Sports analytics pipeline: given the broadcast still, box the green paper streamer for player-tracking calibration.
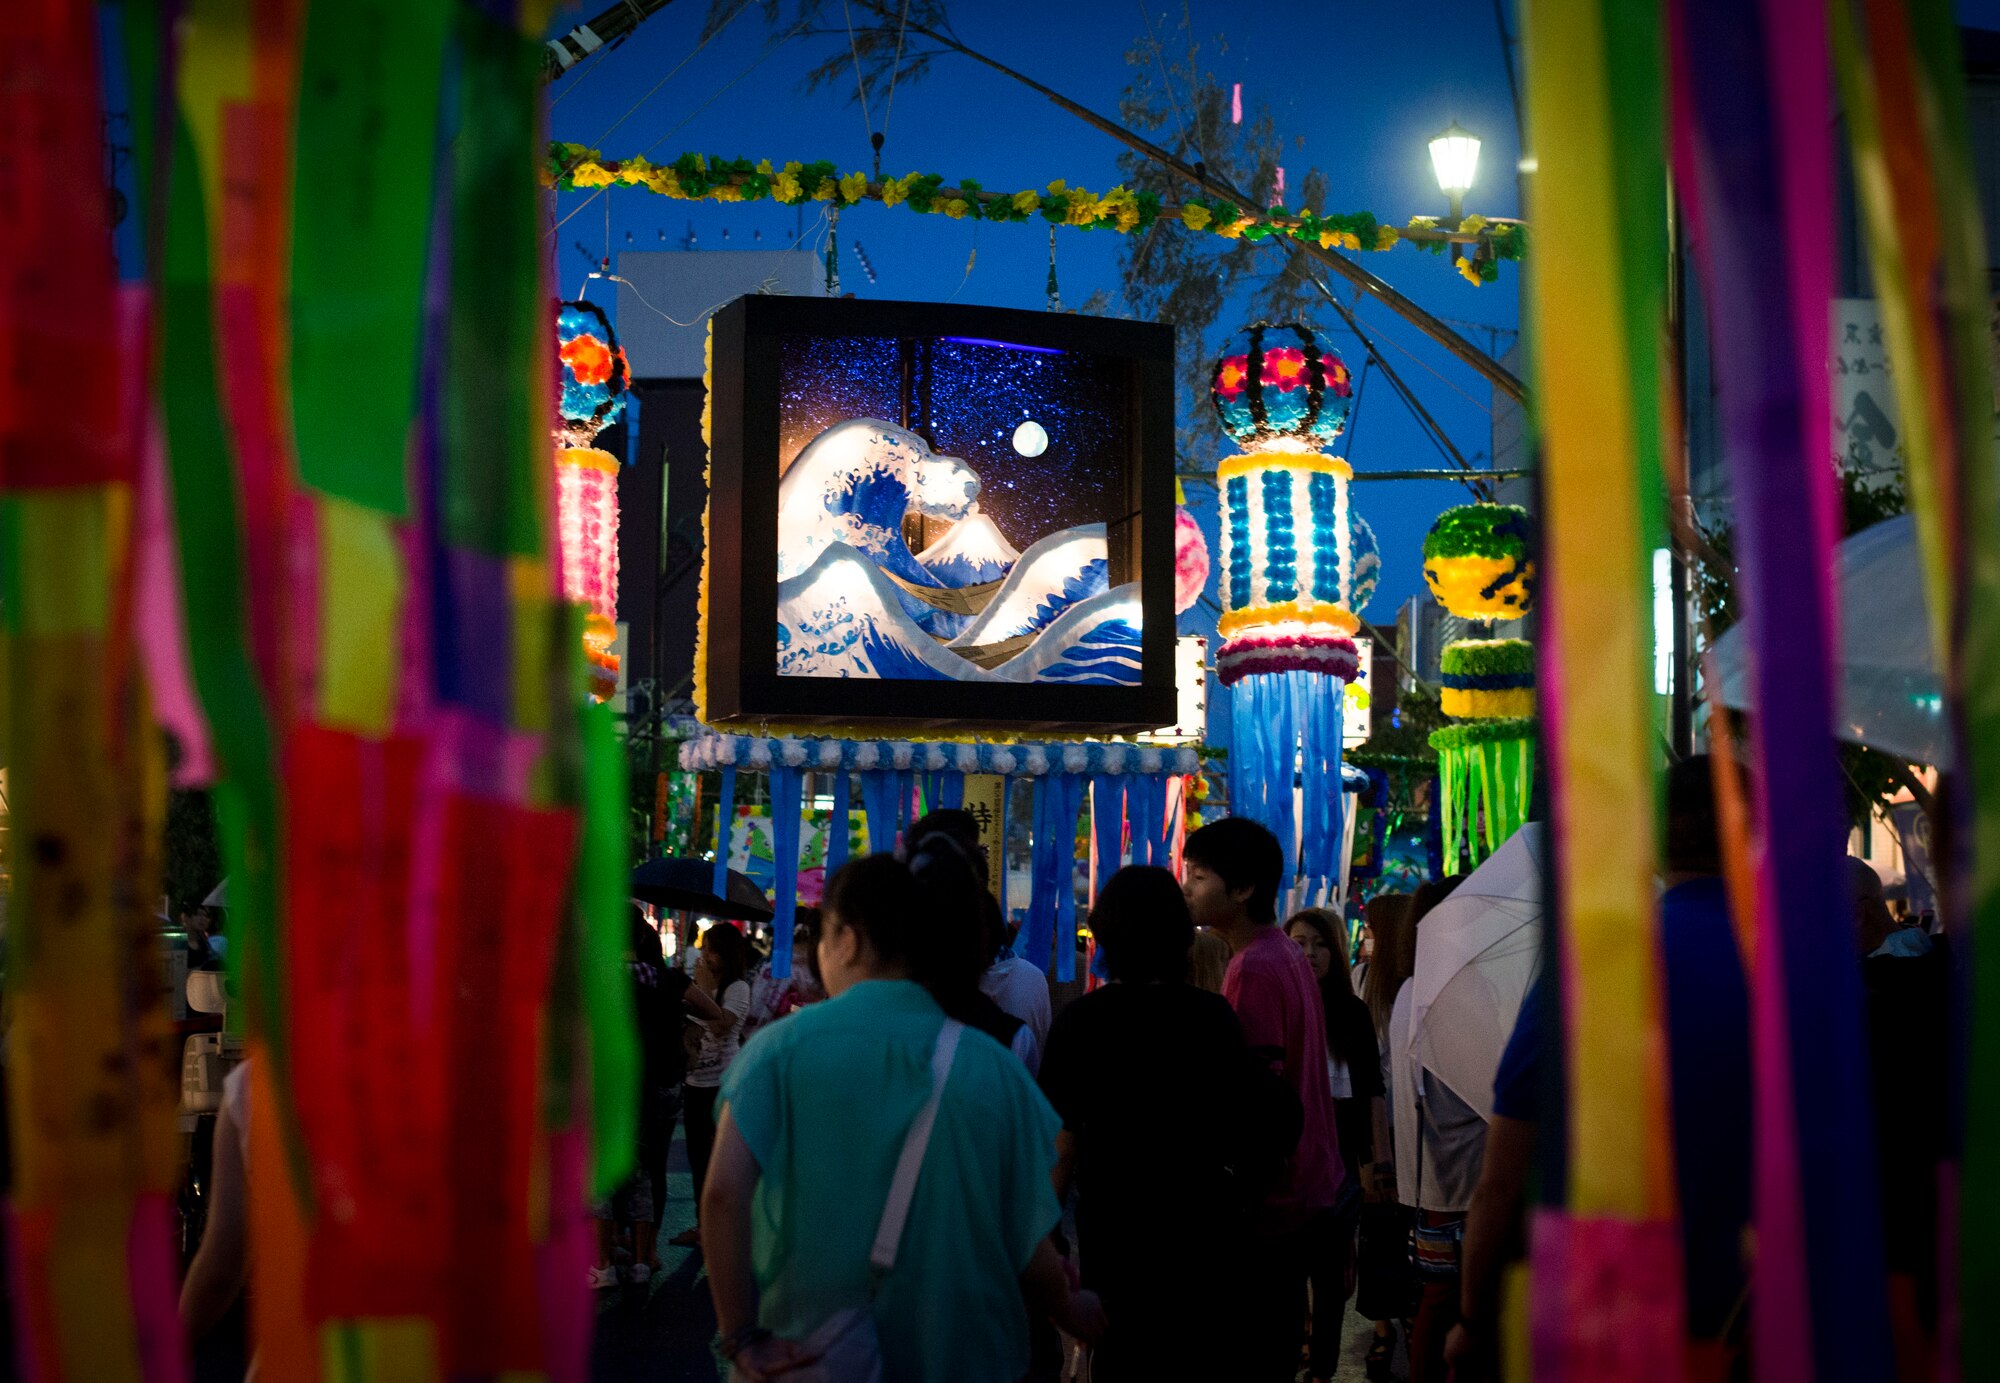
[291,0,450,514]
[160,110,293,1171]
[581,698,638,1197]
[443,6,545,557]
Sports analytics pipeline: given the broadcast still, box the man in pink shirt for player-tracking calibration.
[1183,817,1344,1381]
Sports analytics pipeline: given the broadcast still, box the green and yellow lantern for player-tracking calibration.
[1421,503,1535,620]
[1422,505,1537,873]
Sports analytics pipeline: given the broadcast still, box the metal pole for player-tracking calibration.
[543,0,678,83]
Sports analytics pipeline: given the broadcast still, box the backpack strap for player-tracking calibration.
[869,1018,963,1272]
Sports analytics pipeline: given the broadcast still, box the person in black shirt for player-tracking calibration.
[1287,907,1386,1382]
[592,908,724,1286]
[1037,865,1255,1381]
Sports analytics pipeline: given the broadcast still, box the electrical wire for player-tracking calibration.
[1356,312,1496,416]
[1343,355,1372,458]
[603,271,778,328]
[879,0,914,146]
[588,0,756,152]
[842,0,876,138]
[548,41,614,106]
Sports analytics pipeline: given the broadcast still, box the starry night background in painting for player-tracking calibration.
[777,332,1129,552]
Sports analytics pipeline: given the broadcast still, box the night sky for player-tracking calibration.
[778,334,1129,549]
[546,0,1531,618]
[548,0,2000,613]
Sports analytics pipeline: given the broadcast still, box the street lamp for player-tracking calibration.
[1429,121,1481,224]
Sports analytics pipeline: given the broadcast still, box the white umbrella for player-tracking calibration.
[1407,823,1545,1122]
[1711,514,1948,767]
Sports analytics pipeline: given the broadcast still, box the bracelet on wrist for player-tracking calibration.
[721,1324,773,1360]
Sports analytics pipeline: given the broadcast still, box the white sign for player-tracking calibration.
[1344,640,1374,748]
[1833,298,1900,474]
[1144,634,1209,743]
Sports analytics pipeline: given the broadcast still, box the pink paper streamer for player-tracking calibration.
[1528,1210,1685,1383]
[126,1193,190,1383]
[533,1128,594,1383]
[408,708,545,1028]
[1758,0,1841,661]
[134,378,215,782]
[4,1205,49,1383]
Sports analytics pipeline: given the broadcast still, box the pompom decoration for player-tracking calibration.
[1211,452,1371,686]
[1174,505,1211,615]
[555,447,622,700]
[1421,503,1536,620]
[555,299,631,446]
[1209,320,1366,904]
[1439,638,1536,720]
[555,300,629,700]
[1209,322,1354,453]
[1423,507,1538,871]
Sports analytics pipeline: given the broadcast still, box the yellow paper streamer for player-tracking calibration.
[317,498,405,734]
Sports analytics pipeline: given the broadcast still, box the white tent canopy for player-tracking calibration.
[1711,515,1948,767]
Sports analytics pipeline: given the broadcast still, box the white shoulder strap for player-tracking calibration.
[870,1018,964,1272]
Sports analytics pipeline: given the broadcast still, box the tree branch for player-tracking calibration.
[846,0,1528,404]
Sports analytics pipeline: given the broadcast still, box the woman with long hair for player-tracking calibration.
[672,919,751,1249]
[1354,891,1417,1379]
[701,852,1104,1382]
[1287,907,1387,1383]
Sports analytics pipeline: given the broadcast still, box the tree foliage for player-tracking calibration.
[1112,12,1330,472]
[705,0,957,105]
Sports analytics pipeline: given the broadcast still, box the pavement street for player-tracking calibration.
[589,1123,1402,1383]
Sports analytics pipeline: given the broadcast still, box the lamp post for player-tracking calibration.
[1429,120,1481,226]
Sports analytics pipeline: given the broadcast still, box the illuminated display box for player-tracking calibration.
[702,296,1176,732]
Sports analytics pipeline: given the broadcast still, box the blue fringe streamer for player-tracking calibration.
[770,766,801,979]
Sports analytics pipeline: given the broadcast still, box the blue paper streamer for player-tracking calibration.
[1091,775,1126,889]
[940,774,965,810]
[1052,775,1085,982]
[770,766,801,980]
[861,772,900,855]
[713,765,737,898]
[1017,777,1060,973]
[827,771,852,876]
[1019,773,1086,978]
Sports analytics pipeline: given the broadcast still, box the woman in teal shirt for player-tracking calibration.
[704,850,1106,1382]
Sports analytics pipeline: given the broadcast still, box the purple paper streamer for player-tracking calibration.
[1672,0,1889,1375]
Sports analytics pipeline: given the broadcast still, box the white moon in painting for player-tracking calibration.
[1012,419,1049,457]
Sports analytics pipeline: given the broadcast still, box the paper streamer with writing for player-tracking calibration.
[0,3,182,1378]
[290,0,449,515]
[433,793,576,1376]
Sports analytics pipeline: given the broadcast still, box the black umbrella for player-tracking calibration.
[630,856,774,922]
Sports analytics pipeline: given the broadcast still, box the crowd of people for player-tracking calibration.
[168,770,1946,1383]
[584,764,1947,1383]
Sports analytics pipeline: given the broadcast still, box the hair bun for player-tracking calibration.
[908,830,976,879]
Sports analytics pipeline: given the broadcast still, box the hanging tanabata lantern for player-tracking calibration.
[1423,502,1537,872]
[1211,322,1373,899]
[1422,502,1535,618]
[555,299,631,700]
